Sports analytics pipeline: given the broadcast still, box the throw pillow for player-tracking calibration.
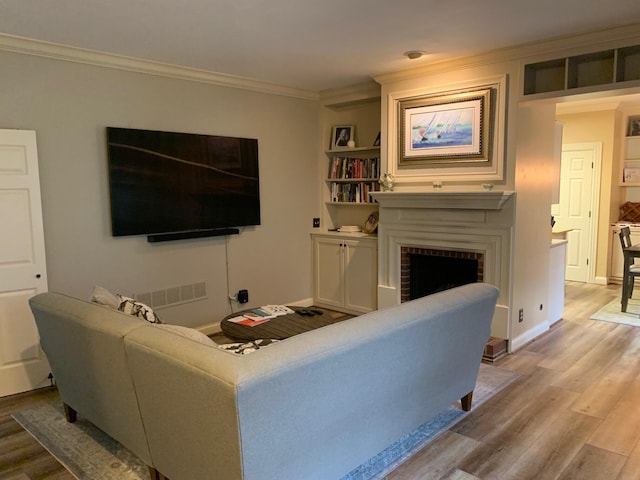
[90,285,120,309]
[117,294,162,323]
[217,338,279,355]
[156,324,215,347]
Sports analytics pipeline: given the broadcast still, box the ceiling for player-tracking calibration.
[1,0,640,92]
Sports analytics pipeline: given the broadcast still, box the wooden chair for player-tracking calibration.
[619,226,640,311]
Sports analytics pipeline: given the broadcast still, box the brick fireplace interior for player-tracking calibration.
[400,247,485,303]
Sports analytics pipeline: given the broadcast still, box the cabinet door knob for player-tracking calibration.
[36,274,41,278]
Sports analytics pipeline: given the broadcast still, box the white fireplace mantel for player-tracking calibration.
[370,190,515,210]
[372,189,516,343]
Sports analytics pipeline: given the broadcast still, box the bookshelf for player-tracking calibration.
[622,134,640,186]
[325,148,380,204]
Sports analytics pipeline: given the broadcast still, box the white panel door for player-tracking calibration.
[555,145,596,282]
[0,129,50,397]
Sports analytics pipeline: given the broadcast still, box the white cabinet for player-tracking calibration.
[609,225,640,282]
[312,234,377,314]
[548,240,567,325]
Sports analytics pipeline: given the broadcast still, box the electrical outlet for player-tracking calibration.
[518,308,524,323]
[313,217,320,228]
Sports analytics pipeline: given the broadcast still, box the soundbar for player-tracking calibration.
[147,228,240,243]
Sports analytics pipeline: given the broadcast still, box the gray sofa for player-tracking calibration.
[30,282,498,480]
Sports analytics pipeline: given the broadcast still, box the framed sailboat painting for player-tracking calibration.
[398,88,492,166]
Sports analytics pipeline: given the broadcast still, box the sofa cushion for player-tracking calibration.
[156,324,215,347]
[90,285,120,309]
[218,338,279,355]
[117,295,162,323]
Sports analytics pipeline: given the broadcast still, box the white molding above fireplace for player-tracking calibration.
[370,190,514,210]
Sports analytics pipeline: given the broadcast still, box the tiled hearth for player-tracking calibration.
[371,190,516,341]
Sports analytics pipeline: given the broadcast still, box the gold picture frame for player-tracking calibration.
[398,88,492,166]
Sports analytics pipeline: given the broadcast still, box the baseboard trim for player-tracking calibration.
[198,322,221,336]
[510,321,550,352]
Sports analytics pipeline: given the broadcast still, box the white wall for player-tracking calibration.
[0,50,320,328]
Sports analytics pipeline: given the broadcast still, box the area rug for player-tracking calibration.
[13,364,518,480]
[590,296,640,327]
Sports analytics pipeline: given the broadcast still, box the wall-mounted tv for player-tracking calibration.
[107,127,260,241]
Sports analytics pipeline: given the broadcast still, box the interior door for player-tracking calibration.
[0,129,50,396]
[553,143,599,283]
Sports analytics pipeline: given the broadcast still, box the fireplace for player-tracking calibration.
[371,190,515,342]
[400,247,484,302]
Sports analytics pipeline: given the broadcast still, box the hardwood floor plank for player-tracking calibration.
[555,444,626,480]
[440,469,480,480]
[454,386,579,478]
[569,334,640,419]
[616,430,640,480]
[451,367,567,440]
[586,372,640,456]
[385,430,480,480]
[501,410,601,480]
[549,324,637,393]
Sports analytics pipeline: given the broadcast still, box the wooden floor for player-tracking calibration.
[0,281,636,479]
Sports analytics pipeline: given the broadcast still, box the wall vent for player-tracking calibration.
[134,282,207,309]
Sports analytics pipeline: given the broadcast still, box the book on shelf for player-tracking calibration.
[328,157,380,180]
[330,181,380,203]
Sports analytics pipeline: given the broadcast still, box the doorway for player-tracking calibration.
[552,142,602,283]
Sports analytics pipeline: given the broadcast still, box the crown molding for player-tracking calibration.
[374,22,640,85]
[319,81,381,108]
[0,33,319,101]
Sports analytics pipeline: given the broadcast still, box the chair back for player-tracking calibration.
[620,226,633,249]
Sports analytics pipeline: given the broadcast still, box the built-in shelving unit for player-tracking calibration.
[326,148,380,204]
[319,91,381,231]
[621,134,640,186]
[524,44,640,96]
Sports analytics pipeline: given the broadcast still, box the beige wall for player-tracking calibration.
[0,50,320,328]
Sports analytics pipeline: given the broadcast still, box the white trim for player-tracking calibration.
[198,322,222,336]
[383,74,507,183]
[594,276,609,285]
[0,33,319,101]
[510,321,550,353]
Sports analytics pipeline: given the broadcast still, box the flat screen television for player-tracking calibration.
[107,127,260,240]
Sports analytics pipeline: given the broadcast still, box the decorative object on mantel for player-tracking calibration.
[433,181,442,190]
[380,173,396,191]
[347,139,355,148]
[482,183,494,191]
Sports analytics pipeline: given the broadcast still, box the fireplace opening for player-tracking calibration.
[401,247,484,303]
[409,254,478,300]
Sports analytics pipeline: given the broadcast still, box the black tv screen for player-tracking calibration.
[107,127,260,237]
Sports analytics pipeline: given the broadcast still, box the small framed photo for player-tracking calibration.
[331,125,354,150]
[628,116,640,137]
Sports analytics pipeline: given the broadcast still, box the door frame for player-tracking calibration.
[560,141,602,283]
